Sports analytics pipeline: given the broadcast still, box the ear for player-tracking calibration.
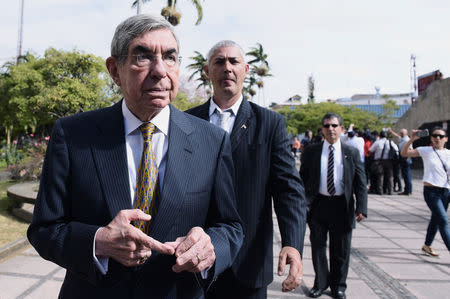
[203,64,209,78]
[244,63,249,76]
[106,57,122,86]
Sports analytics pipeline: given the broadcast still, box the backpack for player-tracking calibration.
[388,141,399,161]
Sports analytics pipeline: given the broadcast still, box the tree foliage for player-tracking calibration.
[277,102,383,135]
[381,98,400,127]
[0,48,120,144]
[171,90,205,111]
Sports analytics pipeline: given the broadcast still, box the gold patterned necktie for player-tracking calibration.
[133,122,160,234]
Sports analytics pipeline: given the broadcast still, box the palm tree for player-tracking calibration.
[132,0,204,26]
[246,43,272,106]
[187,51,211,92]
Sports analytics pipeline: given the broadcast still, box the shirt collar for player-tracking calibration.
[324,138,341,151]
[122,100,170,136]
[208,95,243,118]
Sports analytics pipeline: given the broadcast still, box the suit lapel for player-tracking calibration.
[230,99,253,152]
[314,142,324,186]
[150,106,194,240]
[91,100,132,219]
[341,144,353,199]
[194,100,211,121]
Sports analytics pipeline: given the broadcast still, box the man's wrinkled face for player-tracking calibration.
[107,29,179,121]
[204,46,249,100]
[321,117,343,144]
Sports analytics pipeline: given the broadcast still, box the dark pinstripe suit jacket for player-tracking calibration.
[27,101,243,299]
[187,98,307,288]
[300,142,368,228]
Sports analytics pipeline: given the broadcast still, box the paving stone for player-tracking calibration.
[0,274,38,299]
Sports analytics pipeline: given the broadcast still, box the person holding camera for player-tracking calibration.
[401,127,450,257]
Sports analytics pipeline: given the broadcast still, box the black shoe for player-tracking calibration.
[309,287,326,298]
[332,290,346,299]
[398,191,410,196]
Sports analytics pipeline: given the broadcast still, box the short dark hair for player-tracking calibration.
[431,126,447,136]
[321,113,343,126]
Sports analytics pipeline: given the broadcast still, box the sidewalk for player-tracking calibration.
[0,171,449,298]
[268,169,450,298]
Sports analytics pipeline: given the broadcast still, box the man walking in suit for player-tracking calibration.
[300,113,367,299]
[27,15,243,298]
[187,40,307,299]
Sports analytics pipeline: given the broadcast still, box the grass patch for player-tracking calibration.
[0,180,30,248]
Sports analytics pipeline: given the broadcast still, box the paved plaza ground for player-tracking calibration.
[0,169,449,298]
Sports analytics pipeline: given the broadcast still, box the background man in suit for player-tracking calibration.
[187,40,307,299]
[300,113,367,299]
[27,14,243,299]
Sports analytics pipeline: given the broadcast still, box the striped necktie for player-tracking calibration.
[327,144,336,196]
[215,109,232,133]
[133,122,160,234]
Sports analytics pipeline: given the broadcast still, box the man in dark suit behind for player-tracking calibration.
[27,14,243,299]
[300,113,367,299]
[187,40,307,299]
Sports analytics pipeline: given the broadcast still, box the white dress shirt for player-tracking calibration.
[208,96,243,133]
[345,135,365,163]
[369,138,399,160]
[319,139,344,196]
[93,100,170,275]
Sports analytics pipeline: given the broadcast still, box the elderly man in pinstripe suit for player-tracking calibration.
[28,15,243,298]
[187,40,307,299]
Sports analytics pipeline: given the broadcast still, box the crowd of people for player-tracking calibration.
[293,126,416,197]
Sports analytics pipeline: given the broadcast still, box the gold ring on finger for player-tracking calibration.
[196,254,202,264]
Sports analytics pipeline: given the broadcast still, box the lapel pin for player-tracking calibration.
[241,124,247,129]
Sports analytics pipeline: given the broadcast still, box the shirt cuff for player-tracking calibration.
[93,228,109,275]
[200,265,212,279]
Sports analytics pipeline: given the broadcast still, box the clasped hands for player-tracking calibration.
[95,209,215,273]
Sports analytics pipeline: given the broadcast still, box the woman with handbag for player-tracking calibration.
[401,127,450,257]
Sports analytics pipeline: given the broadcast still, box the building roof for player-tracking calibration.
[343,104,411,118]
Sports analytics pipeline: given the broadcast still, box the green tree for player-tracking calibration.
[171,90,205,111]
[132,0,204,26]
[186,51,210,92]
[0,49,120,145]
[381,98,399,127]
[245,43,272,104]
[276,102,382,136]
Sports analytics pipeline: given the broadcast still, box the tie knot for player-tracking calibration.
[329,144,334,151]
[140,122,156,141]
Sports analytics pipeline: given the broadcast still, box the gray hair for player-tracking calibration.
[206,40,246,64]
[111,14,179,65]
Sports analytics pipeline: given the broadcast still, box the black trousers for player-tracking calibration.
[309,195,352,293]
[207,268,268,299]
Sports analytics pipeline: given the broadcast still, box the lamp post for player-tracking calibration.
[17,0,25,64]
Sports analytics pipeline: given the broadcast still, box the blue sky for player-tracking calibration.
[1,0,449,105]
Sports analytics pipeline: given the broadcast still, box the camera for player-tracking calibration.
[417,129,429,138]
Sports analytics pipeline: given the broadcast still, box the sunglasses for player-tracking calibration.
[431,134,446,139]
[323,124,339,128]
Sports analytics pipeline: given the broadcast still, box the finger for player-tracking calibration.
[175,229,204,257]
[174,234,212,272]
[137,234,175,255]
[282,263,302,292]
[164,237,186,250]
[278,252,287,276]
[185,251,216,273]
[125,209,152,222]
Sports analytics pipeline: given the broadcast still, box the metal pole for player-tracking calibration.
[17,0,24,64]
[136,0,142,14]
[410,54,417,104]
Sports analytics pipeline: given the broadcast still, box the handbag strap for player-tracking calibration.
[433,147,450,183]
